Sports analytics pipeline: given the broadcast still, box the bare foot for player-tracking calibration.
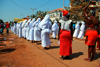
[49,46,52,49]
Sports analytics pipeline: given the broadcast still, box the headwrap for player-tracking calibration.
[62,10,69,16]
[38,15,51,29]
[33,18,41,27]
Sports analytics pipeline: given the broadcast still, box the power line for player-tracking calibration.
[25,0,53,16]
[36,0,53,9]
[11,0,29,10]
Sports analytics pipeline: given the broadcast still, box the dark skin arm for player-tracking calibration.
[83,1,91,20]
[58,23,61,40]
[70,22,73,37]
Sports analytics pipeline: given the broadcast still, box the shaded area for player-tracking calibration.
[64,52,84,60]
[0,44,6,46]
[0,48,16,54]
[51,46,59,49]
[94,52,100,60]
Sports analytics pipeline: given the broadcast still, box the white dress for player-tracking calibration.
[73,21,80,37]
[18,22,22,38]
[52,20,59,38]
[77,21,85,39]
[38,15,52,47]
[33,18,41,41]
[25,19,31,39]
[28,18,35,40]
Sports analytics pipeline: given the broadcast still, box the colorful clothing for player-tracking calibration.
[85,29,98,46]
[59,19,72,56]
[60,30,72,56]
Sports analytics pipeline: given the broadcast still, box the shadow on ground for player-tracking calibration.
[94,52,100,60]
[0,48,16,54]
[64,52,84,60]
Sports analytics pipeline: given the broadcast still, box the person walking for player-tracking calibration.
[52,20,59,39]
[6,22,10,34]
[38,15,52,49]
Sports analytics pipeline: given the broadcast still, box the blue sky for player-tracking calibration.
[0,0,70,22]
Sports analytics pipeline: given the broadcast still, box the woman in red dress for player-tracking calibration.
[58,10,73,60]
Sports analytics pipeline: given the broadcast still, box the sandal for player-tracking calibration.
[84,58,91,62]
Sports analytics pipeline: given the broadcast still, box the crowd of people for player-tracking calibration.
[0,20,10,35]
[0,1,100,62]
[10,15,59,49]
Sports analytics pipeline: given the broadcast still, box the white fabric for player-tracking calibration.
[38,15,52,47]
[22,19,31,38]
[26,19,32,40]
[28,18,36,40]
[77,21,85,39]
[21,20,27,28]
[73,21,80,37]
[33,18,41,41]
[19,22,22,38]
[59,19,72,31]
[16,23,20,35]
[13,23,17,34]
[52,20,59,38]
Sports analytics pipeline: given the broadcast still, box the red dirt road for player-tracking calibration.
[0,29,100,67]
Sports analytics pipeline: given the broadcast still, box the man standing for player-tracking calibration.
[83,1,100,62]
[6,22,10,34]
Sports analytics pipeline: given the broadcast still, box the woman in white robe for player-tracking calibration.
[22,20,27,37]
[26,19,32,40]
[38,15,52,49]
[73,21,80,38]
[77,21,85,40]
[33,18,41,44]
[16,23,20,35]
[52,20,59,39]
[13,22,17,34]
[23,19,31,39]
[28,18,36,42]
[18,22,22,38]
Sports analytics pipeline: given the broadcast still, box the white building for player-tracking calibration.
[48,8,63,22]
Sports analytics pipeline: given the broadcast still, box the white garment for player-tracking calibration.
[73,21,80,37]
[77,21,85,39]
[59,19,72,30]
[52,20,59,38]
[28,18,36,40]
[13,23,17,34]
[38,15,52,47]
[33,18,41,41]
[22,19,31,38]
[19,22,22,38]
[21,20,27,28]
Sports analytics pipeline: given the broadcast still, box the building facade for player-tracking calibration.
[48,8,63,22]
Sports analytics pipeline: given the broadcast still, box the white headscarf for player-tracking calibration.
[38,15,51,29]
[80,21,85,31]
[21,20,27,28]
[24,19,31,27]
[19,22,22,28]
[29,18,35,28]
[75,21,80,29]
[33,18,41,27]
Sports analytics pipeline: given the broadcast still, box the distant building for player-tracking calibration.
[48,8,63,22]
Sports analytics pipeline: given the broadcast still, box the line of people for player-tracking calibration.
[73,21,86,40]
[10,15,59,49]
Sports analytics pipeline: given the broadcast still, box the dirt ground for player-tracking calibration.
[0,29,100,67]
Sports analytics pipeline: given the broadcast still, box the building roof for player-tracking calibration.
[49,8,63,13]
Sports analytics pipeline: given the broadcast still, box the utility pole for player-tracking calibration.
[30,8,37,15]
[63,0,64,9]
